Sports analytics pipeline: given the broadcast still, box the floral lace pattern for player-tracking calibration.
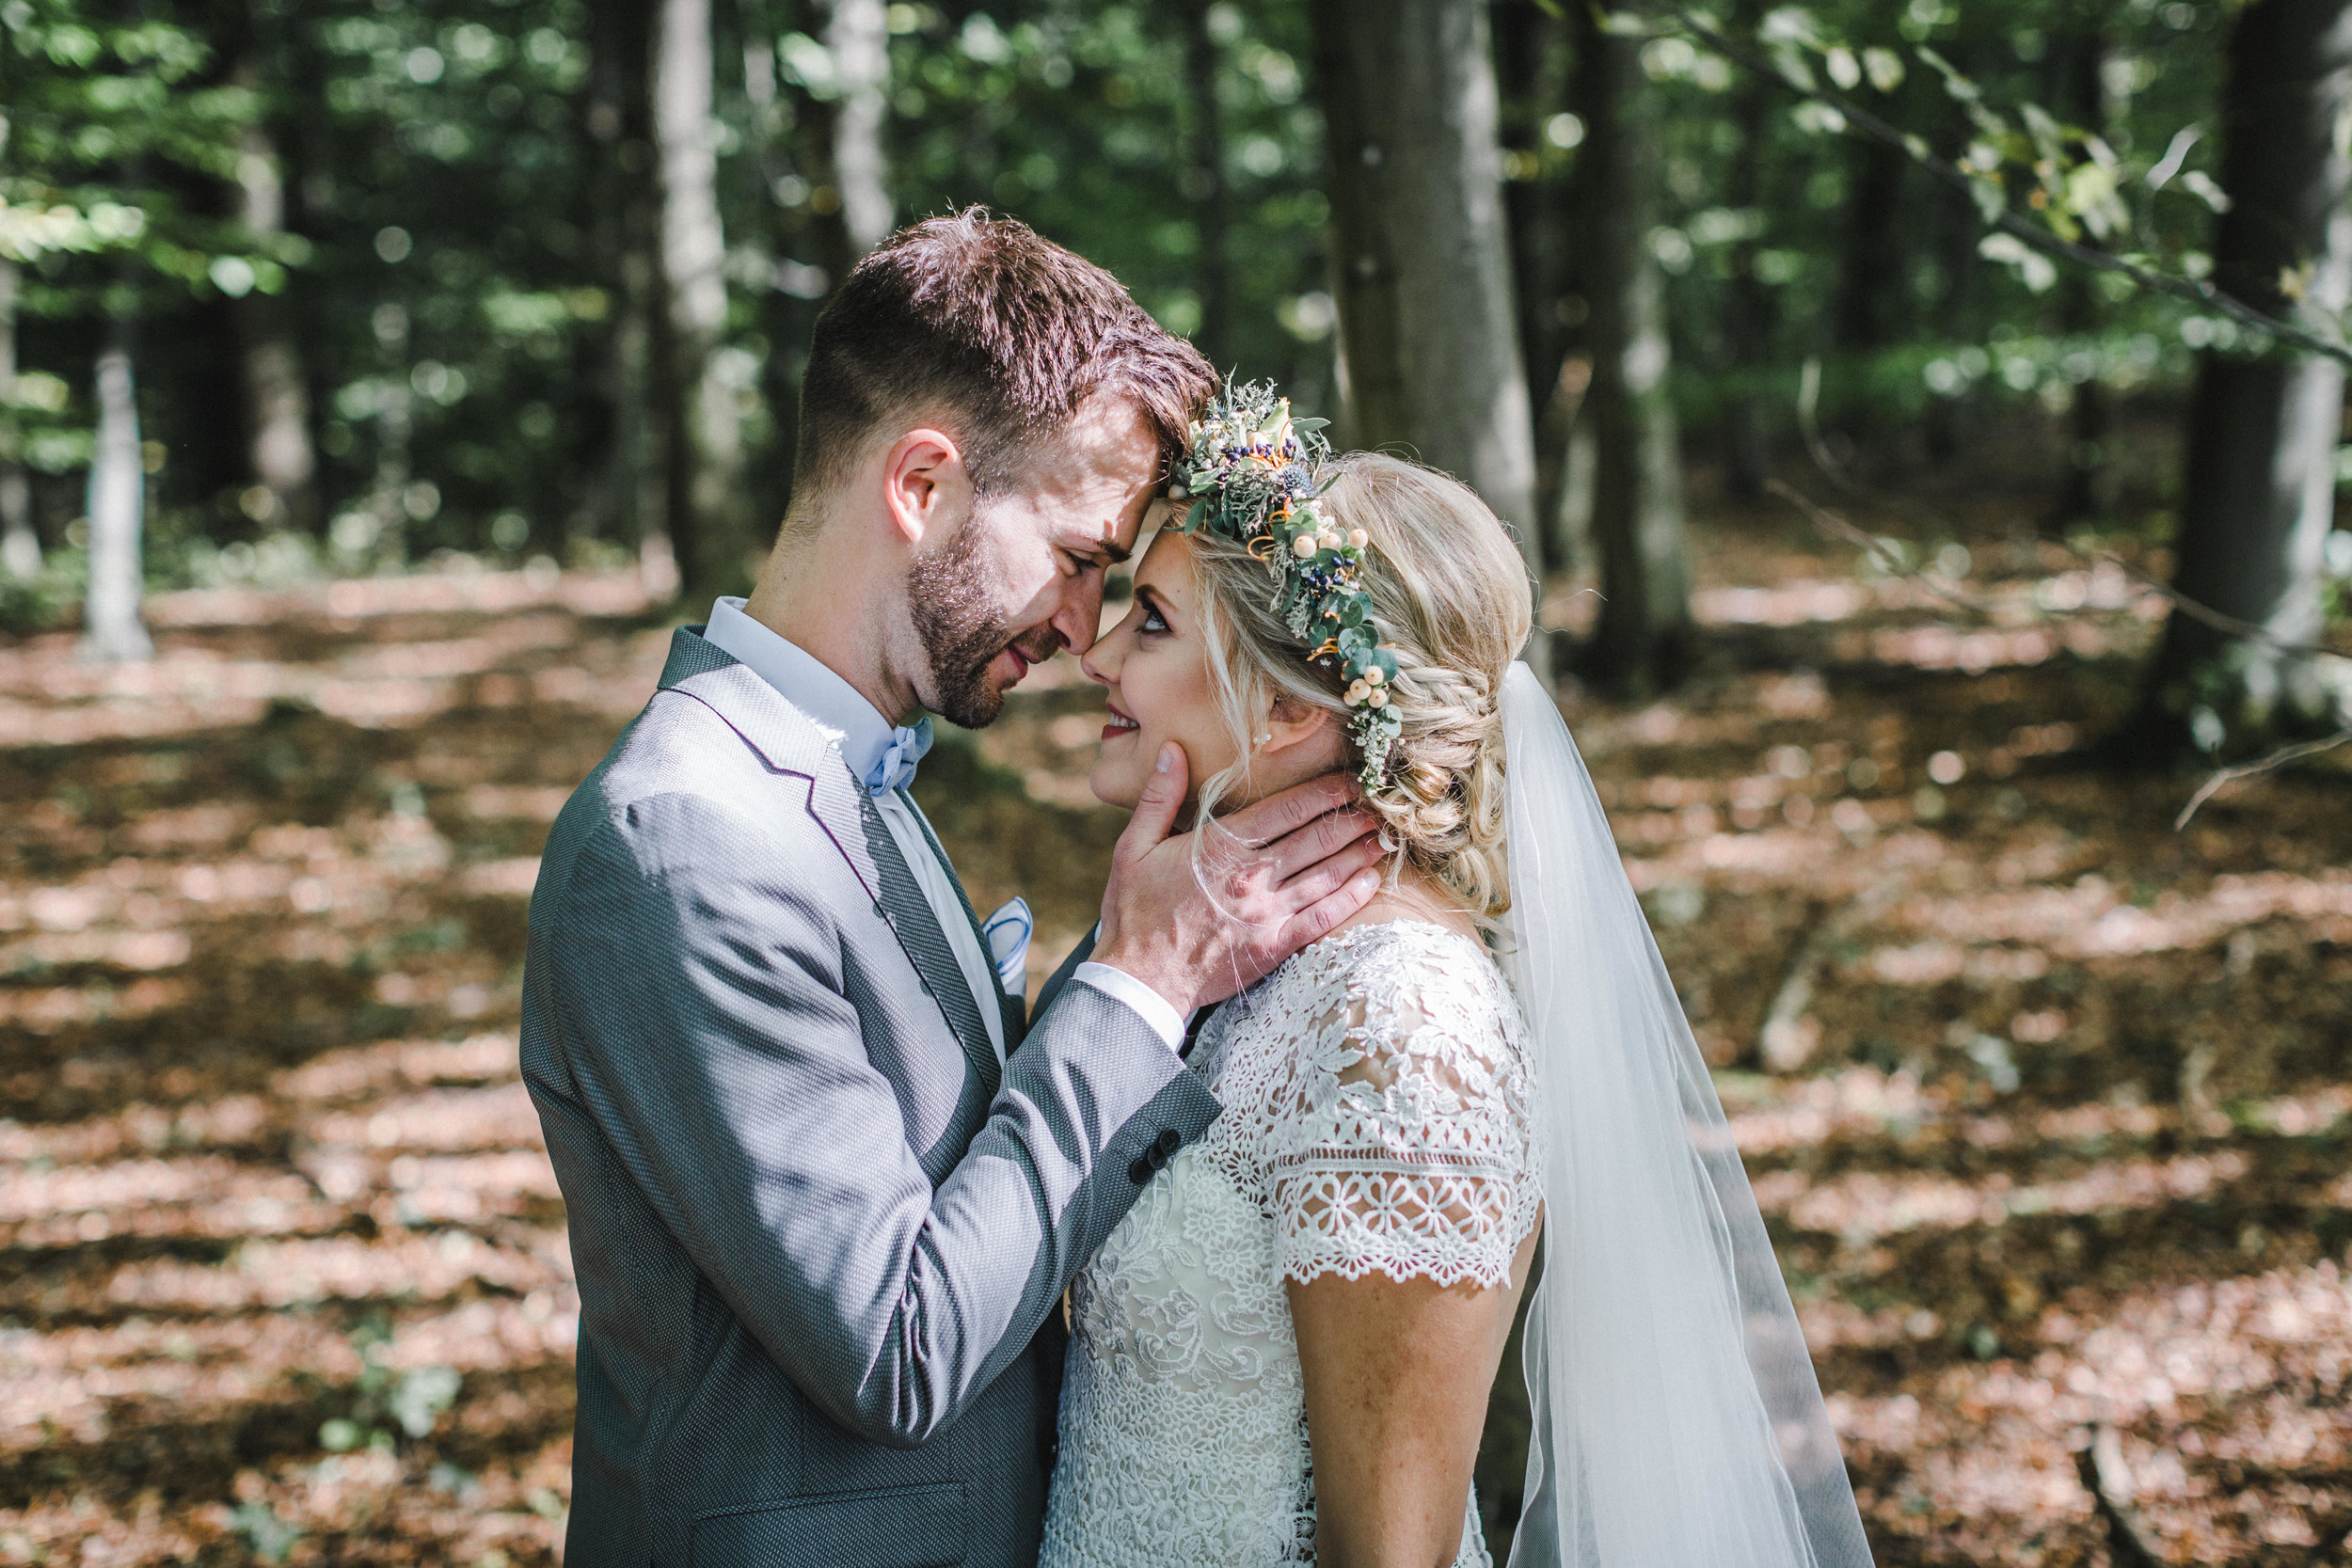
[1040,921,1537,1568]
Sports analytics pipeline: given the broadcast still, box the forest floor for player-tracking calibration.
[1,486,2348,1567]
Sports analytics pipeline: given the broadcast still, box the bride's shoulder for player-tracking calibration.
[1258,915,1519,1053]
[1285,912,1501,986]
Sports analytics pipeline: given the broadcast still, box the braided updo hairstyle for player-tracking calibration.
[1187,451,1534,920]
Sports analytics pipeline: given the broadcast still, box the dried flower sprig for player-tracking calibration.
[1168,380,1404,791]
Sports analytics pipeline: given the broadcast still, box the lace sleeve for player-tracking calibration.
[1262,931,1536,1290]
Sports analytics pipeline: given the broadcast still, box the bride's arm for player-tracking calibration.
[1265,953,1541,1568]
[1288,1235,1536,1568]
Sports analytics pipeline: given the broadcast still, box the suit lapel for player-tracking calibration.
[853,789,1002,1101]
[898,789,1026,1053]
[658,627,1001,1099]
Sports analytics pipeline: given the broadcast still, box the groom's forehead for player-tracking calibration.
[1058,389,1163,467]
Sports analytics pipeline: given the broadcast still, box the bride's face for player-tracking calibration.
[1080,527,1339,812]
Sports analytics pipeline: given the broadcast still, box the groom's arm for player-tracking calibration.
[545,790,1213,1450]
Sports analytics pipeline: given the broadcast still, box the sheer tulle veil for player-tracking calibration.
[1498,662,1875,1568]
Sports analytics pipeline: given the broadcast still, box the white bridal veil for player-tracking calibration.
[1499,662,1875,1568]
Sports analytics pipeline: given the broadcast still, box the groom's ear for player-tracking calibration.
[881,427,973,547]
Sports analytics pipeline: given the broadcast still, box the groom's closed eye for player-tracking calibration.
[1061,537,1131,575]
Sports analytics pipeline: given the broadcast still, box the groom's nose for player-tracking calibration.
[1049,574,1107,657]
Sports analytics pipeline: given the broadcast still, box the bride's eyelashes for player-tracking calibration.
[1134,589,1170,637]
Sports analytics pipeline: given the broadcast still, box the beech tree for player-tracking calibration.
[0,0,261,655]
[228,0,320,536]
[1571,5,1692,693]
[82,339,150,661]
[656,0,755,598]
[2138,0,2352,752]
[1311,0,1550,684]
[0,261,37,582]
[822,0,894,259]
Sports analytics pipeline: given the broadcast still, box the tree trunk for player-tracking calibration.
[82,341,151,663]
[1178,0,1232,371]
[1311,0,1550,685]
[369,307,412,565]
[1834,138,1907,356]
[656,0,755,600]
[1720,0,1774,502]
[822,0,893,258]
[1493,0,1565,405]
[1495,0,1578,566]
[2138,0,2352,752]
[592,0,669,579]
[2051,24,2117,531]
[230,44,321,536]
[0,261,39,582]
[1572,4,1692,692]
[1923,71,1982,466]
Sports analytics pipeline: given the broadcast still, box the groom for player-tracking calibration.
[521,211,1387,1567]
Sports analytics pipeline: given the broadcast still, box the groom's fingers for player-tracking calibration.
[1259,806,1380,883]
[1114,741,1189,865]
[1271,837,1386,911]
[1220,771,1360,850]
[1264,866,1385,960]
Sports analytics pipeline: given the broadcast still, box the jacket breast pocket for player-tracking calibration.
[691,1481,968,1568]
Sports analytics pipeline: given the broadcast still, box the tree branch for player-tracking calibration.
[2174,726,2352,830]
[1791,354,2352,668]
[1651,7,2352,370]
[1764,480,1994,619]
[2074,546,2352,664]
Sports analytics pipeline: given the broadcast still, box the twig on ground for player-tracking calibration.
[2174,727,2352,831]
[2074,1424,2169,1568]
[1764,480,1999,620]
[1654,7,2352,371]
[1756,879,1907,1072]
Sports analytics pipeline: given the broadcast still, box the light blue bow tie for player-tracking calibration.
[865,717,933,797]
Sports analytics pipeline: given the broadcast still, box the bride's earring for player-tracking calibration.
[1252,732,1272,746]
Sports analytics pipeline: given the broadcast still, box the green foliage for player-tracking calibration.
[0,0,269,293]
[313,1314,462,1453]
[225,1500,302,1564]
[0,0,2275,578]
[1606,0,2233,427]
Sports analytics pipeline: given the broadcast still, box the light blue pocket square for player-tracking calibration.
[982,896,1032,997]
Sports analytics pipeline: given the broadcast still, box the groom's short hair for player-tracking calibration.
[790,209,1216,515]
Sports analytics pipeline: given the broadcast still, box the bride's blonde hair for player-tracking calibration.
[1186,451,1534,919]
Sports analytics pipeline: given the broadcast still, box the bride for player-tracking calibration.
[1037,386,1876,1568]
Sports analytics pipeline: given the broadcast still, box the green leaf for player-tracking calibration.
[1968,177,2008,228]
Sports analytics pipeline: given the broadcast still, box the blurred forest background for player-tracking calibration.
[4,0,2352,1563]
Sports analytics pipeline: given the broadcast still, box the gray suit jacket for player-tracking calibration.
[521,628,1220,1568]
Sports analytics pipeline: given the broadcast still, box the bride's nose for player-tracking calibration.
[1079,624,1122,687]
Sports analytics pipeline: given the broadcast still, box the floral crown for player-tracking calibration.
[1167,380,1403,792]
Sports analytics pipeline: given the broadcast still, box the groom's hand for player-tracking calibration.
[1091,742,1385,1016]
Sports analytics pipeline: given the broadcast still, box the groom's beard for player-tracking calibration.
[908,515,1031,729]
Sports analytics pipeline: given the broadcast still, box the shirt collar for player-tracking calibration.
[702,596,901,784]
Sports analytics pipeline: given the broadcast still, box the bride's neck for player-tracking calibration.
[1340,855,1480,943]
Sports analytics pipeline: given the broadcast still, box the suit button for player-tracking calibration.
[1154,1128,1182,1157]
[1128,1155,1156,1184]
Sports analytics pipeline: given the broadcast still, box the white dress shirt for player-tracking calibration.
[702,598,1186,1058]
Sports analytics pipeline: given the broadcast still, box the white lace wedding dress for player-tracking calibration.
[1039,919,1541,1568]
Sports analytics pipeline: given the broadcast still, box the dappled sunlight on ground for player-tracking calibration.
[0,539,2345,1564]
